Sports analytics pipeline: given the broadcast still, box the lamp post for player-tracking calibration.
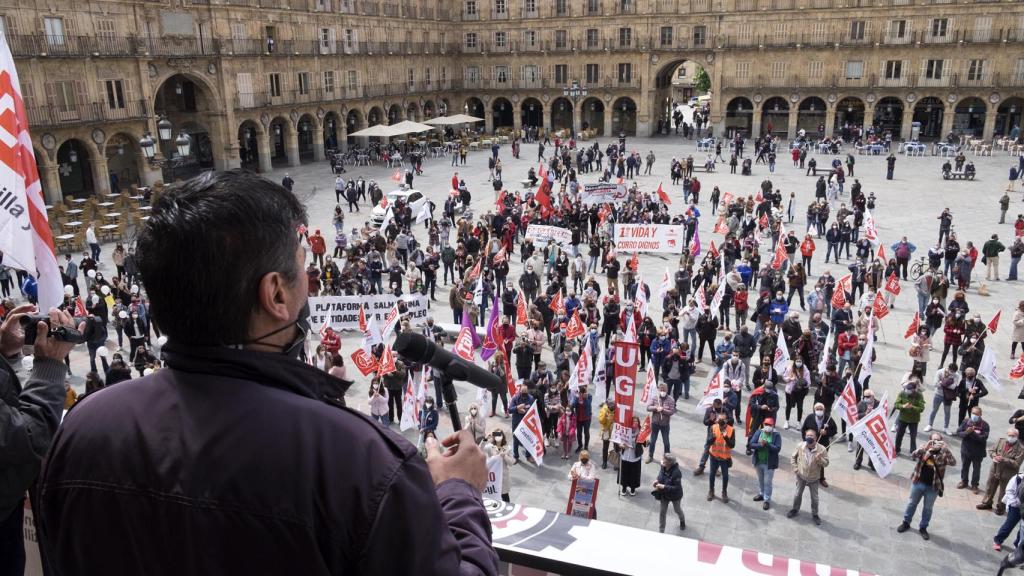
[562,80,587,135]
[140,115,192,183]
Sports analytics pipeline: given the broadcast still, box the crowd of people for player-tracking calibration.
[4,120,1024,574]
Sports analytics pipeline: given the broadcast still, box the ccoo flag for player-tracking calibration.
[0,36,61,309]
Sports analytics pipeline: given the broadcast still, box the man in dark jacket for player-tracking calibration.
[37,171,498,576]
[653,453,685,532]
[0,306,78,575]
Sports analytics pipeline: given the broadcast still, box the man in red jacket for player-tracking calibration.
[836,325,859,376]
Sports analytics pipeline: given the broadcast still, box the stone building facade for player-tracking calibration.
[6,0,1023,202]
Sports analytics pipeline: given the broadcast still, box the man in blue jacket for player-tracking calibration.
[748,417,783,510]
[37,171,499,576]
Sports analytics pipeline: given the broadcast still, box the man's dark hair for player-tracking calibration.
[137,170,307,346]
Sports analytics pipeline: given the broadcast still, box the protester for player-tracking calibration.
[748,417,782,510]
[787,429,829,525]
[652,453,686,532]
[898,432,957,541]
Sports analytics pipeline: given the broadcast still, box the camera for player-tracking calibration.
[19,315,87,345]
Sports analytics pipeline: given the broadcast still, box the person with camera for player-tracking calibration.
[36,171,498,576]
[898,432,957,541]
[0,305,80,574]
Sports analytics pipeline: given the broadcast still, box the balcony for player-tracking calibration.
[27,99,147,127]
[462,11,480,20]
[382,3,400,17]
[7,34,140,58]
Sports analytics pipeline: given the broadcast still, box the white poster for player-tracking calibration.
[614,224,686,254]
[483,455,504,498]
[580,183,628,206]
[308,294,429,332]
[525,224,574,249]
[512,401,546,465]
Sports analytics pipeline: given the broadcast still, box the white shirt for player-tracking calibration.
[86,227,97,244]
[568,461,597,481]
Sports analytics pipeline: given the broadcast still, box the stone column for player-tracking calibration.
[901,105,915,141]
[982,108,997,141]
[825,104,837,137]
[512,107,522,137]
[940,105,954,140]
[285,125,300,167]
[312,126,325,162]
[863,103,876,134]
[485,110,495,134]
[604,106,614,136]
[787,107,799,139]
[91,155,111,196]
[339,125,348,153]
[257,131,273,174]
[41,163,62,205]
[223,143,242,170]
[751,109,762,138]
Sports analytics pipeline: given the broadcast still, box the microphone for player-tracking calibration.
[392,332,503,392]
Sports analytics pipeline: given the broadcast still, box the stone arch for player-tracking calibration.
[297,113,317,163]
[873,97,904,138]
[797,96,827,134]
[491,97,514,130]
[913,96,946,140]
[387,103,404,124]
[103,131,143,191]
[996,97,1024,137]
[761,96,790,138]
[464,97,485,129]
[520,97,543,128]
[725,96,753,137]
[611,97,637,136]
[834,96,865,135]
[237,119,264,172]
[551,96,574,133]
[346,108,366,146]
[56,138,96,199]
[152,72,226,174]
[953,96,986,138]
[581,96,605,136]
[268,116,294,166]
[422,100,436,120]
[406,101,420,122]
[367,106,385,126]
[323,111,341,151]
[652,58,708,134]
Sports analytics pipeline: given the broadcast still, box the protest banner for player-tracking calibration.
[484,455,504,498]
[580,182,629,205]
[309,294,428,332]
[611,341,640,444]
[566,477,600,519]
[525,224,574,249]
[614,224,686,254]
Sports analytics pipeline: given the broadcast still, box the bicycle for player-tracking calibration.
[909,256,936,281]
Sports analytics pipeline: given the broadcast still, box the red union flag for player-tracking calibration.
[721,191,735,206]
[871,292,890,319]
[454,326,475,361]
[770,238,787,270]
[564,309,586,339]
[611,341,639,444]
[884,273,901,296]
[74,297,88,317]
[636,414,653,444]
[0,37,61,309]
[515,290,528,327]
[377,345,397,375]
[350,348,379,376]
[713,216,729,235]
[904,311,921,340]
[1010,354,1024,380]
[988,310,1002,334]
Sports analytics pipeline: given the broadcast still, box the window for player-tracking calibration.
[465,0,477,15]
[849,21,865,41]
[1015,59,1024,83]
[660,26,673,47]
[494,32,507,48]
[888,19,907,40]
[555,30,567,49]
[771,61,787,79]
[343,29,355,51]
[808,61,823,78]
[772,23,787,44]
[693,25,707,47]
[735,61,750,78]
[738,23,752,44]
[524,0,537,13]
[407,69,415,89]
[524,30,537,47]
[618,27,631,47]
[585,63,600,84]
[495,65,509,84]
[587,0,600,13]
[925,59,944,79]
[930,18,948,37]
[556,0,568,15]
[43,16,64,45]
[844,61,863,79]
[297,72,310,95]
[323,70,335,94]
[424,68,431,86]
[586,29,599,48]
[967,59,985,81]
[465,32,477,48]
[554,64,568,84]
[96,19,116,38]
[320,28,335,53]
[523,64,539,83]
[811,21,827,42]
[236,73,254,107]
[494,0,506,14]
[230,22,246,40]
[884,60,902,79]
[104,79,125,110]
[49,81,77,113]
[268,73,282,97]
[347,70,358,90]
[618,62,632,83]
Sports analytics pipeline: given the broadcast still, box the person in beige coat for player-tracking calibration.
[978,428,1024,515]
[1012,300,1024,358]
[787,429,830,525]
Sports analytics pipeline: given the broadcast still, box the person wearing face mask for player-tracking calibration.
[464,403,488,445]
[957,406,991,493]
[898,432,957,541]
[852,391,880,469]
[706,414,735,503]
[37,172,498,576]
[745,360,781,448]
[482,430,514,503]
[748,418,782,510]
[598,400,617,470]
[367,378,390,427]
[895,371,927,455]
[419,396,440,449]
[926,363,959,435]
[568,450,599,518]
[800,402,837,488]
[782,359,810,431]
[652,453,686,532]
[645,383,677,463]
[787,429,829,525]
[956,367,989,425]
[978,428,1024,516]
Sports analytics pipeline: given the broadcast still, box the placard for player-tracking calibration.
[614,224,686,254]
[308,294,429,332]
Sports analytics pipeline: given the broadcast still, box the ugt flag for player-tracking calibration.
[0,35,62,309]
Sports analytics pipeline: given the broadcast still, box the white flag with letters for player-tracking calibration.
[512,401,545,465]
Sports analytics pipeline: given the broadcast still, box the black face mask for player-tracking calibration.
[244,300,311,360]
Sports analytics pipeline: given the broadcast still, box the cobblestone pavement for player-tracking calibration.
[59,136,1024,576]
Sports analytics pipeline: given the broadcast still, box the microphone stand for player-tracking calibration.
[434,370,462,432]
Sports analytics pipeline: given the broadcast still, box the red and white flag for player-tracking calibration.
[708,239,719,259]
[657,268,672,302]
[399,373,421,431]
[567,345,592,391]
[74,297,88,317]
[381,304,401,341]
[656,182,671,205]
[755,190,764,203]
[391,169,402,183]
[849,394,895,478]
[640,363,657,404]
[515,290,528,327]
[564,309,586,339]
[770,238,788,270]
[877,244,886,262]
[358,304,368,332]
[833,376,860,427]
[549,290,565,315]
[493,246,507,265]
[988,310,1002,334]
[871,292,890,320]
[629,252,640,272]
[467,258,482,282]
[884,273,901,296]
[721,191,735,206]
[454,326,475,361]
[713,216,729,235]
[693,283,707,315]
[695,371,724,413]
[377,345,397,376]
[350,348,380,376]
[512,400,546,465]
[1010,354,1024,379]
[0,37,62,309]
[904,311,921,340]
[863,209,878,243]
[772,335,791,374]
[758,213,769,229]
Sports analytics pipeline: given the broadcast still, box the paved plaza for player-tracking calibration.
[66,136,1023,575]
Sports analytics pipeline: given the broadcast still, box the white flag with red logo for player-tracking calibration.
[979,346,1002,390]
[454,326,475,361]
[512,400,545,465]
[400,373,421,431]
[772,335,791,374]
[693,283,707,315]
[709,280,726,320]
[634,276,648,318]
[657,268,672,302]
[849,393,895,478]
[695,371,724,413]
[640,363,657,404]
[0,37,62,309]
[381,303,401,341]
[863,209,878,243]
[1010,354,1024,379]
[713,216,729,235]
[567,345,592,391]
[858,322,875,385]
[832,376,860,427]
[493,246,507,265]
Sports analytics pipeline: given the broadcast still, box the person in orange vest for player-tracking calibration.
[706,413,735,503]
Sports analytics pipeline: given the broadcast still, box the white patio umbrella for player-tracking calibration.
[423,113,485,126]
[388,120,435,135]
[347,124,402,137]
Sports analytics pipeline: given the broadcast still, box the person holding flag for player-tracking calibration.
[509,382,536,463]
